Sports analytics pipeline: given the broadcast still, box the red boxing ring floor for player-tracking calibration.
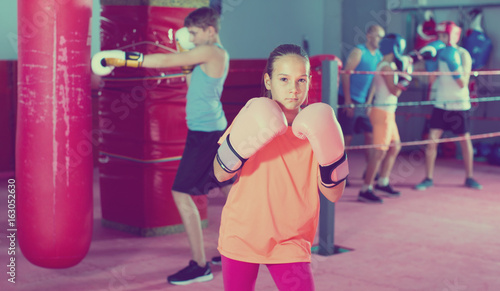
[1,150,499,291]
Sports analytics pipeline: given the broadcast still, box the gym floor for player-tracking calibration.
[1,150,499,291]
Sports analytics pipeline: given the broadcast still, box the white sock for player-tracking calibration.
[361,184,373,192]
[378,177,389,187]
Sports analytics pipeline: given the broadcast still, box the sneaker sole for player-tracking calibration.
[374,187,401,197]
[380,193,401,198]
[168,273,214,285]
[357,196,383,204]
[414,185,432,191]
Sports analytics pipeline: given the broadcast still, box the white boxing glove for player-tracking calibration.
[91,50,144,76]
[175,27,195,52]
[175,27,195,74]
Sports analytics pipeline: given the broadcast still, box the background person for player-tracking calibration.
[338,24,385,185]
[92,7,231,285]
[361,33,412,203]
[414,21,482,191]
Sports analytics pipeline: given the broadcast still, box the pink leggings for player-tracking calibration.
[221,255,315,291]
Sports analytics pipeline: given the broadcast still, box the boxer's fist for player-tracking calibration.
[216,98,288,173]
[419,40,446,72]
[175,27,195,74]
[175,27,195,52]
[419,40,446,60]
[438,46,462,79]
[396,55,414,73]
[292,103,348,187]
[91,50,144,76]
[397,73,412,90]
[407,50,422,64]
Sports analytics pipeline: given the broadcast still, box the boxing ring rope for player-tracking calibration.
[346,131,500,150]
[99,150,182,163]
[396,111,500,122]
[100,129,500,163]
[98,66,500,81]
[116,41,178,54]
[101,73,186,82]
[98,67,500,160]
[337,96,500,108]
[340,69,500,76]
[335,68,500,150]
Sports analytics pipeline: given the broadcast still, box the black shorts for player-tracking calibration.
[429,107,470,135]
[172,130,229,196]
[338,95,372,135]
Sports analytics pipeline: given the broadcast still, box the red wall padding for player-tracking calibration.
[98,4,207,235]
[221,59,267,125]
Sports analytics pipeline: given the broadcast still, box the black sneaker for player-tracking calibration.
[167,260,213,285]
[358,189,383,203]
[211,256,221,265]
[375,184,401,197]
[465,178,482,190]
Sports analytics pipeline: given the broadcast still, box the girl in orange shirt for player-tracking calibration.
[213,44,347,291]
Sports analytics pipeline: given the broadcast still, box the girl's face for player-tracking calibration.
[264,54,310,114]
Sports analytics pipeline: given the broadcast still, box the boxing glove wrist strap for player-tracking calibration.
[103,52,144,68]
[216,134,247,174]
[319,152,349,188]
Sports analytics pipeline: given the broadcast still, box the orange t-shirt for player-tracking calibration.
[217,126,320,264]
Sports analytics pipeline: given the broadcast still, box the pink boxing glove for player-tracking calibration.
[216,97,288,173]
[292,103,349,187]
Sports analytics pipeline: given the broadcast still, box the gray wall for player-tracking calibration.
[0,1,18,60]
[1,0,341,59]
[0,0,103,59]
[220,0,325,58]
[1,0,498,66]
[340,0,389,59]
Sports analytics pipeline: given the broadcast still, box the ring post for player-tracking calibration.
[318,59,339,256]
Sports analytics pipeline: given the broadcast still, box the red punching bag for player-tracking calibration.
[16,0,93,268]
[415,10,437,50]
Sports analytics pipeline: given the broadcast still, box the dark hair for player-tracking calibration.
[263,44,310,98]
[184,7,221,32]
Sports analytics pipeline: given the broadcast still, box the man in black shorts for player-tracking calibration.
[414,21,481,190]
[338,97,374,139]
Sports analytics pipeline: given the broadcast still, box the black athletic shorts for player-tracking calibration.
[429,107,470,135]
[172,130,230,196]
[338,95,372,135]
